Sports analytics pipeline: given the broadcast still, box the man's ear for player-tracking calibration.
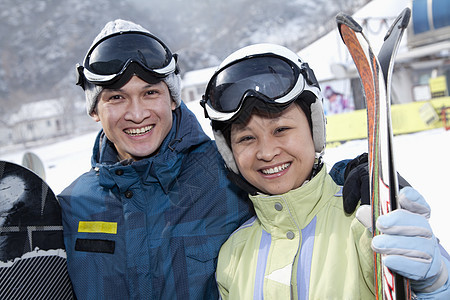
[91,110,100,122]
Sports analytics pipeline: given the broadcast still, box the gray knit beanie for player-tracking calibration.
[82,19,182,116]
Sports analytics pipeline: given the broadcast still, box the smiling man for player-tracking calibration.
[92,77,176,160]
[57,20,254,299]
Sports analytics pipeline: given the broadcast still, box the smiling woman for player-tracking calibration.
[201,42,450,299]
[230,103,315,195]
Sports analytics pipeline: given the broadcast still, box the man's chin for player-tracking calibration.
[128,148,161,160]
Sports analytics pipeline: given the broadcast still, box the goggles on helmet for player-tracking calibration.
[201,54,320,122]
[76,31,178,89]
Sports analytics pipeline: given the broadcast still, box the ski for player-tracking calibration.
[378,9,411,216]
[379,9,412,299]
[336,8,411,300]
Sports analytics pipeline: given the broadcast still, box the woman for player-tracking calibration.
[201,43,450,299]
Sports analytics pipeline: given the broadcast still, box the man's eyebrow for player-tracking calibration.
[103,83,157,92]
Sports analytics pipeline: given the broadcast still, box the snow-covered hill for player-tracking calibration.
[0,0,370,115]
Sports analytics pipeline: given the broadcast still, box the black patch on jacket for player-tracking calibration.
[75,238,115,254]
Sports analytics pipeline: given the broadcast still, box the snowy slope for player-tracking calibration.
[1,102,449,250]
[323,128,450,250]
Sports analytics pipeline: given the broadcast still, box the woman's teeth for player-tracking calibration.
[261,163,290,175]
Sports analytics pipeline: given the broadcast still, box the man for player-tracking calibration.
[58,19,253,299]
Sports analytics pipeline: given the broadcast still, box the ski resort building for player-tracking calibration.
[8,99,66,145]
[181,67,216,103]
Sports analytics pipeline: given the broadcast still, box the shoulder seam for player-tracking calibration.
[229,216,257,238]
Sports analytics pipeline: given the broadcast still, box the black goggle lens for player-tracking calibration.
[85,32,172,75]
[205,56,299,113]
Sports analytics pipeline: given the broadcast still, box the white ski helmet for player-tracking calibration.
[201,43,326,174]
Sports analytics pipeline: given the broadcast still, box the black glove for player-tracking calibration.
[342,153,370,214]
[342,152,411,214]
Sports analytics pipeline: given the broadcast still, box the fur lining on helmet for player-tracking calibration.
[310,96,326,154]
[85,80,103,116]
[213,129,239,174]
[163,72,182,108]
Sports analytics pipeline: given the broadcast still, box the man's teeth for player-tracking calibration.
[261,163,290,175]
[125,125,153,136]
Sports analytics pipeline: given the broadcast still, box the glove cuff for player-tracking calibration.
[414,260,448,294]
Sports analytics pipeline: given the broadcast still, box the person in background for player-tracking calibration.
[58,19,254,299]
[201,43,450,299]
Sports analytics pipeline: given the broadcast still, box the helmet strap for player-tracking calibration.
[226,171,259,196]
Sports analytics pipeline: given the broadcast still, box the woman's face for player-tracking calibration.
[230,103,315,195]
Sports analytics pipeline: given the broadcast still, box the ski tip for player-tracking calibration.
[336,12,363,33]
[400,8,411,29]
[383,7,411,42]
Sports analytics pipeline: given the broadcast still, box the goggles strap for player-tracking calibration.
[76,64,85,89]
[300,62,320,90]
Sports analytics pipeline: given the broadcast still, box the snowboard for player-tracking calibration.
[0,161,74,299]
[336,8,411,300]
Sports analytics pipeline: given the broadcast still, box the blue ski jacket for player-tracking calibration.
[58,102,254,299]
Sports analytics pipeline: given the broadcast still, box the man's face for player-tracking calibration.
[92,75,176,161]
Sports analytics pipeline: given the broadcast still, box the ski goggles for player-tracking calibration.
[201,55,320,122]
[76,31,178,89]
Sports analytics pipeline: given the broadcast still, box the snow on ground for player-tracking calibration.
[323,128,450,250]
[1,108,449,249]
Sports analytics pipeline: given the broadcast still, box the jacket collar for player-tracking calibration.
[249,167,334,232]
